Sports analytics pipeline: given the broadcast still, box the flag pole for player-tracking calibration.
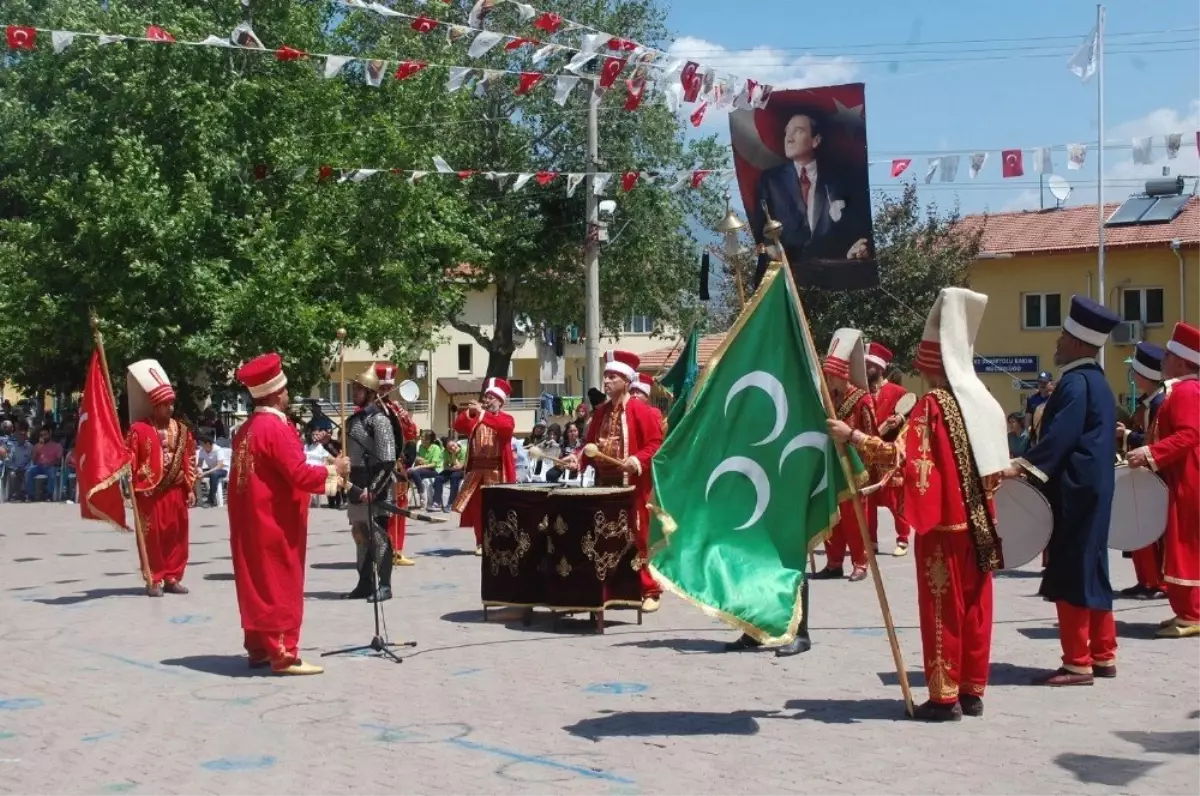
[335,328,348,447]
[762,212,916,718]
[89,312,152,587]
[1095,3,1107,368]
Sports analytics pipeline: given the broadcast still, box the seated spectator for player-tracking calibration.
[547,422,583,483]
[194,437,230,507]
[525,422,547,449]
[196,407,228,441]
[25,426,63,501]
[532,423,562,480]
[408,431,443,505]
[431,439,466,512]
[1007,412,1029,457]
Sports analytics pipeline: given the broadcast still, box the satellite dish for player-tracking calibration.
[1048,175,1072,205]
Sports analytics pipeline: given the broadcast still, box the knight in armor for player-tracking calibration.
[342,365,398,603]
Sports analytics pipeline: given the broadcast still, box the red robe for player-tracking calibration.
[582,396,664,597]
[452,409,516,545]
[126,418,195,584]
[873,381,912,546]
[824,386,878,569]
[1146,375,1200,623]
[856,388,1002,704]
[382,400,419,552]
[228,407,339,668]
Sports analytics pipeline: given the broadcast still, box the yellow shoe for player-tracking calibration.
[273,660,324,676]
[892,544,909,557]
[474,545,483,557]
[641,597,660,613]
[1159,616,1180,629]
[1156,623,1200,639]
[394,553,415,567]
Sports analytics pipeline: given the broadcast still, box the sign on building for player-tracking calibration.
[974,355,1039,374]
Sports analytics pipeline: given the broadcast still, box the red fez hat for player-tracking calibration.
[237,353,288,399]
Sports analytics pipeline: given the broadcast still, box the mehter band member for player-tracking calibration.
[1007,295,1120,686]
[228,353,348,675]
[452,378,516,556]
[126,359,196,597]
[1116,341,1166,599]
[831,288,1010,722]
[375,363,419,567]
[1127,322,1200,637]
[866,341,914,557]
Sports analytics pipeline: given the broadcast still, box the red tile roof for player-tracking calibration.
[961,196,1198,256]
[638,334,727,373]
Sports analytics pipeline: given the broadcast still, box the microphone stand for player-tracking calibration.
[322,442,415,664]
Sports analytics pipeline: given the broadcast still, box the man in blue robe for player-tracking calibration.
[1005,295,1120,686]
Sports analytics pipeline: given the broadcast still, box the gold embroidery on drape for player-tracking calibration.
[931,389,1003,573]
[924,543,957,701]
[485,509,530,576]
[581,509,631,580]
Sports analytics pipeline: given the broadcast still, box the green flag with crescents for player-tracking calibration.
[662,326,701,434]
[649,266,860,644]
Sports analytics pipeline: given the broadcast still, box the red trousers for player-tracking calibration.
[1055,602,1117,673]
[1167,583,1200,623]
[1131,542,1163,590]
[915,531,994,703]
[825,497,877,569]
[139,487,189,584]
[244,627,301,671]
[879,485,910,545]
[388,482,408,552]
[636,504,660,599]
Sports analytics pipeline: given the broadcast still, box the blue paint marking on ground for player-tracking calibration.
[448,738,635,784]
[200,755,276,772]
[168,614,211,625]
[81,732,119,743]
[361,723,424,743]
[78,649,189,677]
[850,627,902,637]
[0,731,17,740]
[451,668,483,677]
[583,683,648,695]
[0,698,43,711]
[101,783,137,793]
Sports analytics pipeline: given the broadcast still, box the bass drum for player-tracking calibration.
[993,478,1053,569]
[1108,465,1169,551]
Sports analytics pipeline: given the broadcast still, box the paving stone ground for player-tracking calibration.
[0,501,1196,795]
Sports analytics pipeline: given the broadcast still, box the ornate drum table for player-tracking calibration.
[479,484,643,632]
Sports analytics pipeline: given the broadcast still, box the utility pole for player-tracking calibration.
[583,78,602,394]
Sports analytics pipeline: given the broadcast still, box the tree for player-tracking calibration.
[339,0,727,379]
[801,183,982,369]
[0,0,477,407]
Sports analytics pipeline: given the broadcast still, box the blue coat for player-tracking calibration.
[1125,389,1165,449]
[1016,361,1116,610]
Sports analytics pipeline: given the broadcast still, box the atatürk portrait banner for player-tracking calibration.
[732,83,878,291]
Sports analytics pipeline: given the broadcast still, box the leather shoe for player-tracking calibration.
[848,566,869,582]
[1156,623,1200,638]
[341,587,371,600]
[163,581,189,595]
[958,695,984,717]
[723,634,762,652]
[774,635,811,657]
[911,700,962,722]
[273,660,324,676]
[367,587,393,603]
[146,583,164,598]
[811,567,844,580]
[1032,667,1094,686]
[1093,663,1117,678]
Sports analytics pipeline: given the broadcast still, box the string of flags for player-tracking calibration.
[894,133,1200,183]
[3,20,764,120]
[259,156,731,195]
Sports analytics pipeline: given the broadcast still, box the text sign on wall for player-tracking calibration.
[974,355,1039,374]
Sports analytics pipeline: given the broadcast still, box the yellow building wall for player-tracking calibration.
[968,247,1198,414]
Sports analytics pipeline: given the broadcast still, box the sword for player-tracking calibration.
[343,483,448,523]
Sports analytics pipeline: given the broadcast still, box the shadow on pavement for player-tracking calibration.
[995,569,1043,579]
[1113,728,1200,756]
[203,573,235,582]
[305,591,349,601]
[419,548,477,558]
[160,655,270,678]
[877,663,1056,688]
[613,638,730,654]
[1016,625,1060,641]
[1054,752,1161,787]
[565,709,766,741]
[780,698,905,724]
[1114,620,1163,640]
[31,587,146,605]
[310,562,356,571]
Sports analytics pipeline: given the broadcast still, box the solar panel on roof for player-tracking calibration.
[1138,195,1190,224]
[1105,196,1157,226]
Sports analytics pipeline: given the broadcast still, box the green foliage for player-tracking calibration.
[802,183,982,369]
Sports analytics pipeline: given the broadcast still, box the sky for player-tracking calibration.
[661,0,1200,218]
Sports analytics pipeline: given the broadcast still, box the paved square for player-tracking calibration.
[0,503,1196,794]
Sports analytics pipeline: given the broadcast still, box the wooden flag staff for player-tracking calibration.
[761,207,916,718]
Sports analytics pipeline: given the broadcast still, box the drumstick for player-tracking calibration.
[528,446,572,469]
[582,442,625,468]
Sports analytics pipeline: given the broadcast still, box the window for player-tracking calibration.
[623,314,655,334]
[457,345,473,372]
[508,379,525,400]
[1121,287,1165,326]
[1022,292,1062,330]
[320,381,344,405]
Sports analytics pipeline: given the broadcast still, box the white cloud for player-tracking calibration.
[1106,100,1199,185]
[999,189,1041,213]
[665,36,858,136]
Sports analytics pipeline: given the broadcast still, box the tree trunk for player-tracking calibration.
[485,275,519,380]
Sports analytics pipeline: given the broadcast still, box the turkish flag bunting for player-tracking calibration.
[5,25,37,50]
[1001,149,1024,178]
[318,165,334,182]
[689,101,709,128]
[890,158,911,177]
[599,57,624,89]
[608,37,637,51]
[411,16,437,34]
[394,61,427,80]
[145,25,175,42]
[622,171,639,192]
[624,78,645,111]
[457,170,474,180]
[275,46,306,61]
[506,37,537,51]
[535,171,558,186]
[691,170,712,189]
[534,13,563,33]
[77,348,131,531]
[681,61,701,102]
[516,72,544,95]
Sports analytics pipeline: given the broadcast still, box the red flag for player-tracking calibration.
[534,13,563,33]
[505,37,537,51]
[145,25,175,43]
[890,158,911,178]
[535,171,558,186]
[411,16,437,34]
[621,171,639,192]
[691,169,712,189]
[599,57,624,89]
[275,46,306,61]
[1001,149,1024,178]
[689,102,709,128]
[5,25,36,50]
[394,60,427,80]
[516,72,544,95]
[681,61,701,102]
[623,78,646,111]
[77,348,131,530]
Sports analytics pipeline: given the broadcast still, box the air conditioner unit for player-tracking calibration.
[1111,320,1142,346]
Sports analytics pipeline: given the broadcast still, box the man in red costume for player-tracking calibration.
[830,288,1011,721]
[570,350,664,612]
[630,373,666,434]
[1128,321,1200,638]
[126,359,196,597]
[866,341,915,557]
[813,329,877,582]
[452,377,516,556]
[228,353,348,675]
[375,364,419,567]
